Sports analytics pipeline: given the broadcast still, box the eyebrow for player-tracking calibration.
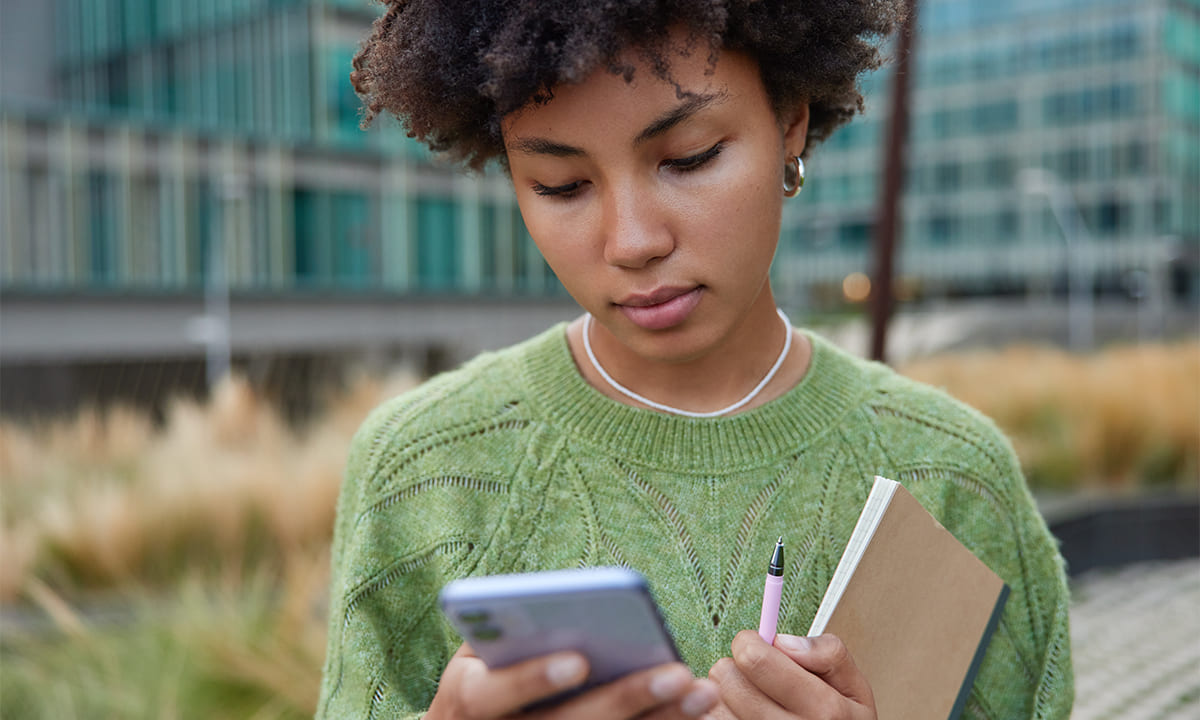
[634,91,725,146]
[509,91,727,158]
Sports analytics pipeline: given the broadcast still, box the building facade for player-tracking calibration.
[1,0,560,298]
[0,0,1196,418]
[3,0,1196,306]
[782,0,1198,306]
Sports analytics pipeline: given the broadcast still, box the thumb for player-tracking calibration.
[773,633,874,706]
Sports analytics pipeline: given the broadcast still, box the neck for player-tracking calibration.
[568,291,811,416]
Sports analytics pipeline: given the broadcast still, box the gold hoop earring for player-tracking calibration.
[783,155,805,197]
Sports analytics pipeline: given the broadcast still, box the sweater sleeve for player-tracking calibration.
[316,397,442,720]
[315,388,517,719]
[932,432,1076,719]
[992,448,1075,720]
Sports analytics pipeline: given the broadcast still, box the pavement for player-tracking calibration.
[1070,558,1200,718]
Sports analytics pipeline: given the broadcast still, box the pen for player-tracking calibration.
[758,536,785,644]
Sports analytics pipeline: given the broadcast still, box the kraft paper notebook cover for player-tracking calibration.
[807,476,1009,720]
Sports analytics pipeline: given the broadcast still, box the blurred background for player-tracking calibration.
[0,0,1197,717]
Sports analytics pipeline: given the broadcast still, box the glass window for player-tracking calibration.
[927,212,958,245]
[838,221,872,250]
[327,45,364,145]
[416,196,459,291]
[292,188,327,286]
[931,109,954,138]
[332,192,373,286]
[1166,70,1200,125]
[996,207,1019,240]
[1153,195,1172,234]
[1122,142,1146,174]
[105,58,128,110]
[984,155,1015,187]
[905,164,926,195]
[1104,22,1140,61]
[87,172,118,285]
[972,99,1018,133]
[1098,198,1124,236]
[1062,148,1088,181]
[935,161,961,191]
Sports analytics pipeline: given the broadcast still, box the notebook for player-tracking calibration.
[807,476,1009,720]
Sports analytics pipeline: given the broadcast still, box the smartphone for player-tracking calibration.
[439,567,681,694]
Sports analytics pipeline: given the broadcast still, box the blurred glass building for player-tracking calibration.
[0,0,1196,416]
[780,0,1198,306]
[2,0,1196,304]
[0,0,558,296]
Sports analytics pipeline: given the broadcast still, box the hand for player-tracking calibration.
[425,643,720,720]
[706,631,876,719]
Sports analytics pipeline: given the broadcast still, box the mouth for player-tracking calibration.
[615,286,704,330]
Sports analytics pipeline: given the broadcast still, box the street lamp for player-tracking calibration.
[185,171,241,388]
[1018,167,1094,353]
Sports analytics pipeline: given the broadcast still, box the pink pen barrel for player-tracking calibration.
[758,574,783,644]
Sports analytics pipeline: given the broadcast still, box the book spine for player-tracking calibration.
[946,584,1011,720]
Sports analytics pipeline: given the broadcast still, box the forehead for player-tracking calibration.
[500,45,766,143]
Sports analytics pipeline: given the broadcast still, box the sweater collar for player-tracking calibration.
[520,324,869,472]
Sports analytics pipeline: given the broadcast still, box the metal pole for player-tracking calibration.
[1139,236,1173,342]
[1018,168,1095,353]
[204,231,231,388]
[204,172,244,388]
[870,0,919,363]
[1046,183,1093,353]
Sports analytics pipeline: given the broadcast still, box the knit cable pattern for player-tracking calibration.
[316,326,1074,719]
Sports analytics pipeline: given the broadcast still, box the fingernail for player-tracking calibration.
[649,667,690,700]
[774,634,812,653]
[680,687,716,717]
[546,655,586,688]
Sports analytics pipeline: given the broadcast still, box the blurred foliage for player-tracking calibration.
[1,341,1197,717]
[2,567,326,720]
[900,341,1200,490]
[0,371,419,720]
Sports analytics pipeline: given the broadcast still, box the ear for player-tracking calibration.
[781,103,810,157]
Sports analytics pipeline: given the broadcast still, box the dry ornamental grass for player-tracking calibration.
[899,341,1200,490]
[0,341,1196,718]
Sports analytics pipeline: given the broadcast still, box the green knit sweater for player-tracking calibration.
[316,325,1073,719]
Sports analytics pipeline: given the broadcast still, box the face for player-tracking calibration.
[502,42,808,366]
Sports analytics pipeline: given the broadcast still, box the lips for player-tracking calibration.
[616,286,704,330]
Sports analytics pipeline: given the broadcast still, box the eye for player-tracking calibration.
[663,142,725,172]
[531,180,584,198]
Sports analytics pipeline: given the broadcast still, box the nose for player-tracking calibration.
[601,185,676,269]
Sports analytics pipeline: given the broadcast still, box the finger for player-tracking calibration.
[540,663,718,720]
[455,649,588,719]
[708,655,789,720]
[696,699,738,720]
[730,630,865,717]
[774,633,875,707]
[634,678,722,720]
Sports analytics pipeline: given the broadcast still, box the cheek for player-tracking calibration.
[537,242,588,283]
[683,163,782,252]
[525,212,597,292]
[520,200,586,266]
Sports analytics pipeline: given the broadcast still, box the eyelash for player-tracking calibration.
[531,141,726,198]
[663,141,725,172]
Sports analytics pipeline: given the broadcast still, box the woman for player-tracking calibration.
[318,3,1073,719]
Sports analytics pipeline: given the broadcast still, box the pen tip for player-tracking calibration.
[777,536,783,545]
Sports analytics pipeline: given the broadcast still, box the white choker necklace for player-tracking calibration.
[581,309,793,418]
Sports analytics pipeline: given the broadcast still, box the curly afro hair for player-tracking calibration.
[351,1,905,171]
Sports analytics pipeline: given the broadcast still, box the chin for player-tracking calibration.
[619,324,719,365]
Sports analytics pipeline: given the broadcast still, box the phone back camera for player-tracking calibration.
[458,609,490,624]
[471,625,503,642]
